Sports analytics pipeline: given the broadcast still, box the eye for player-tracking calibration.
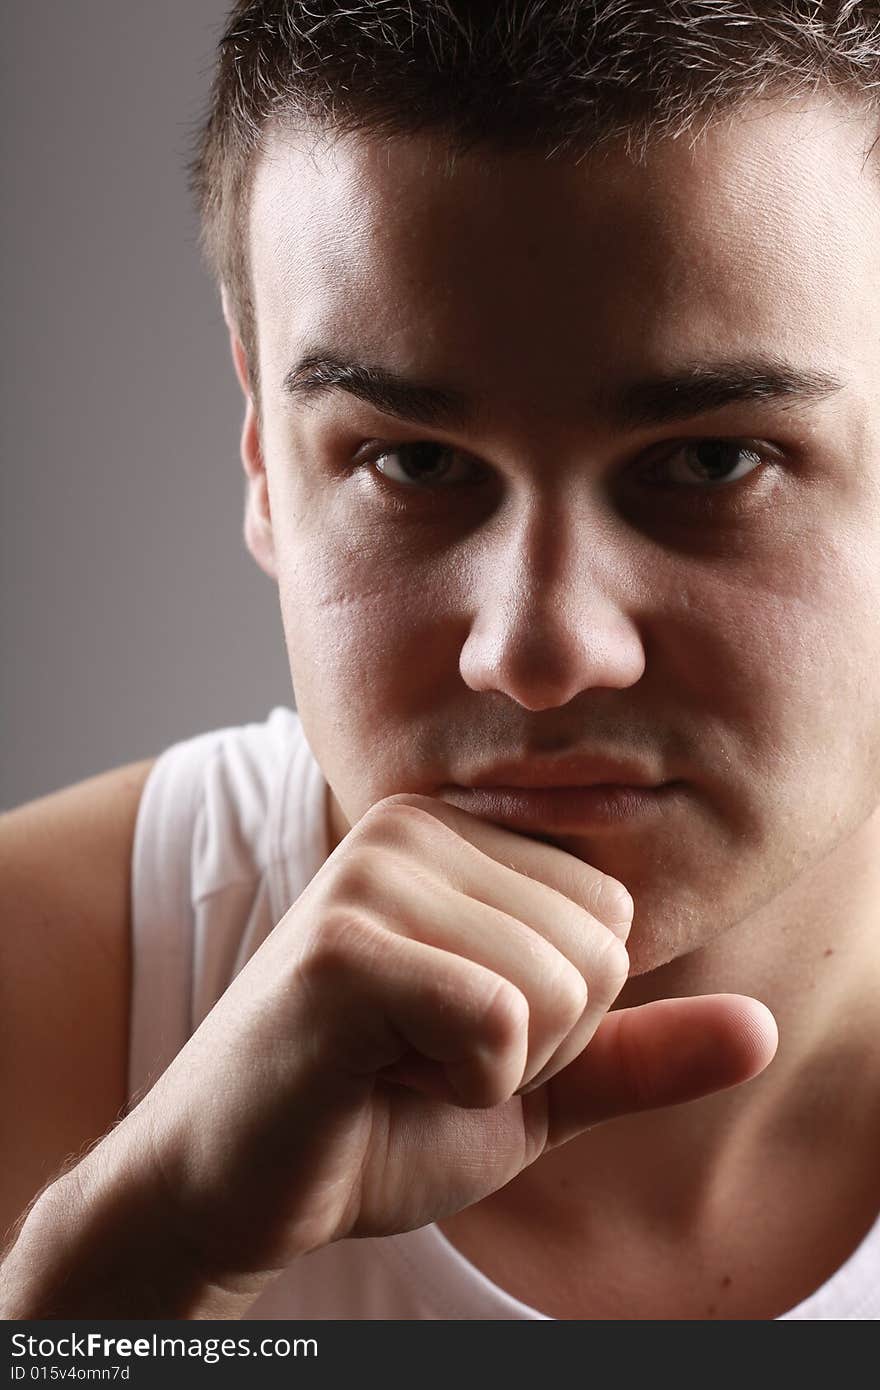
[366,441,481,489]
[650,439,768,488]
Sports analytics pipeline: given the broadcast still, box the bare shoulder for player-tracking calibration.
[0,757,157,1244]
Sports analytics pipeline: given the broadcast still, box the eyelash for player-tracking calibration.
[354,437,779,512]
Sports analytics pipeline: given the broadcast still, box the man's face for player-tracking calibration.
[242,97,880,975]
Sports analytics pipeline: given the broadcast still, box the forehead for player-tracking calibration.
[247,100,879,413]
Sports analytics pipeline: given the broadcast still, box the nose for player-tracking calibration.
[458,497,646,711]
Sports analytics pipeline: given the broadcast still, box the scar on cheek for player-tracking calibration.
[316,587,396,611]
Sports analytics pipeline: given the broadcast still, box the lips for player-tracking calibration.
[440,782,679,834]
[458,754,666,790]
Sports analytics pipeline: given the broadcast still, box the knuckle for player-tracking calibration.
[358,794,442,845]
[598,931,631,995]
[298,908,382,992]
[479,974,530,1052]
[546,957,590,1029]
[581,871,634,927]
[325,851,381,908]
[374,792,434,812]
[601,878,635,927]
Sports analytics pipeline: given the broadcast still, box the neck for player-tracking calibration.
[475,805,880,1231]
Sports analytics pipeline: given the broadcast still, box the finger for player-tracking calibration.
[541,994,779,1148]
[301,913,530,1108]
[371,794,635,936]
[518,925,630,1091]
[354,862,606,1087]
[357,799,635,1080]
[356,799,635,1087]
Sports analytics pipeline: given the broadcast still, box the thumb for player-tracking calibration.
[542,993,778,1150]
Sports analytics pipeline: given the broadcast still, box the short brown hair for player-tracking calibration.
[189,1,880,406]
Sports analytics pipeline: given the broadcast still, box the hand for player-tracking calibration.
[127,793,777,1285]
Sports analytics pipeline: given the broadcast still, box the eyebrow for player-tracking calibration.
[606,359,843,428]
[283,352,472,429]
[281,350,843,431]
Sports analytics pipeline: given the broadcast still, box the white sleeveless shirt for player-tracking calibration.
[128,707,879,1319]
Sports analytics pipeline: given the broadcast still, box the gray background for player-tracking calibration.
[2,1,293,809]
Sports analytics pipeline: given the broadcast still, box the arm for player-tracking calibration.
[0,1125,270,1319]
[0,790,776,1319]
[0,761,155,1278]
[0,757,257,1318]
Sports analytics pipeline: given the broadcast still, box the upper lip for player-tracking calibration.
[457,757,667,789]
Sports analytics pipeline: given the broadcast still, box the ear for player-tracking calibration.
[222,286,277,581]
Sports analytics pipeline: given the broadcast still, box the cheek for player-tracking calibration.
[663,524,880,806]
[277,548,412,707]
[271,466,474,705]
[273,519,462,802]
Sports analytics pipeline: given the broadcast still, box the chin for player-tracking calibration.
[623,933,691,979]
[616,881,730,980]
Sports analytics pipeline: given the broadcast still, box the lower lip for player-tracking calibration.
[440,784,679,833]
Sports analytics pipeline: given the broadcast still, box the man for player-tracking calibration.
[1,0,878,1319]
